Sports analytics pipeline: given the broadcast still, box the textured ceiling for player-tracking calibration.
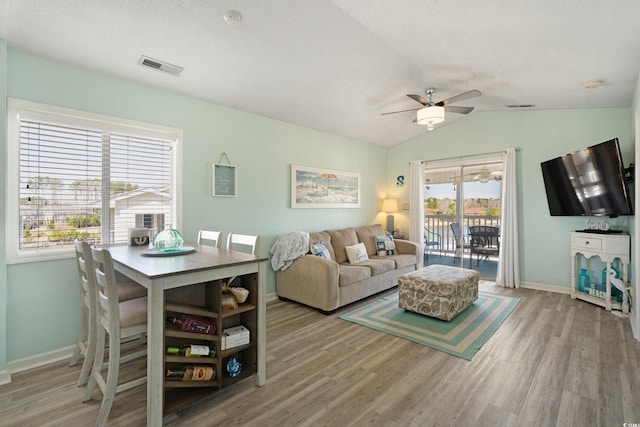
[1,0,640,146]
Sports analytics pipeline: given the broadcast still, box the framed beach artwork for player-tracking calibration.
[291,165,360,208]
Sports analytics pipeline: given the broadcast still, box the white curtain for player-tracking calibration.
[409,160,425,269]
[496,148,520,288]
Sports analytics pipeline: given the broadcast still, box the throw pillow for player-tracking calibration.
[310,242,331,259]
[374,235,396,256]
[345,242,369,264]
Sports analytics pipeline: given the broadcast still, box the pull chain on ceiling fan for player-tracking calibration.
[381,88,481,130]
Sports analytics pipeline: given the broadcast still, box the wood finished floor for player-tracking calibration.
[1,281,639,426]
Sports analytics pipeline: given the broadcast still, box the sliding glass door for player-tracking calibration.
[423,160,503,279]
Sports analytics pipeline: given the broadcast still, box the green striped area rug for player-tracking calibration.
[340,291,520,360]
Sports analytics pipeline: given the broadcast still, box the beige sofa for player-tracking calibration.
[276,224,419,313]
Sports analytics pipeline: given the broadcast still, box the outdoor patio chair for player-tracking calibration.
[424,228,442,259]
[450,222,470,263]
[468,225,500,267]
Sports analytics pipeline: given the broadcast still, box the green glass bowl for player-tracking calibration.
[153,227,184,252]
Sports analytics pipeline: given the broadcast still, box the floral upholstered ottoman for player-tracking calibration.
[398,265,479,321]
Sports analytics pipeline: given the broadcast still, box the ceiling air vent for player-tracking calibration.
[137,55,183,77]
[506,104,535,108]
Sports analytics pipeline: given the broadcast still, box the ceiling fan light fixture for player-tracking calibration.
[416,106,445,129]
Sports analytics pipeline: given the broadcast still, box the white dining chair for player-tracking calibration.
[84,246,147,427]
[70,240,98,387]
[128,227,151,246]
[70,240,147,387]
[197,229,222,248]
[226,233,260,255]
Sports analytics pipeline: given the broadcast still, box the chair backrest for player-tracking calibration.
[450,222,463,245]
[74,239,97,315]
[128,228,151,246]
[468,226,500,248]
[197,229,222,248]
[424,228,439,244]
[226,233,260,255]
[90,247,121,333]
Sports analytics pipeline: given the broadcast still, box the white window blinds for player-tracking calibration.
[19,120,103,250]
[9,99,180,261]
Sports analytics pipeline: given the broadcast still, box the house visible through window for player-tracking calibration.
[135,213,165,236]
[7,98,182,262]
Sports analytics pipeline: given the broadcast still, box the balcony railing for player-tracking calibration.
[425,215,501,255]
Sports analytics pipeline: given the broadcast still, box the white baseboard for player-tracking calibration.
[6,345,74,376]
[0,370,11,386]
[520,281,572,295]
[266,291,278,303]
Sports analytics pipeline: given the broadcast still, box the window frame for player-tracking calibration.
[6,98,183,264]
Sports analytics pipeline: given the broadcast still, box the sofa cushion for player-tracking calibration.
[372,253,416,269]
[345,242,369,264]
[355,224,386,256]
[309,231,335,261]
[374,235,396,256]
[328,228,358,264]
[357,259,396,276]
[338,264,371,286]
[310,242,331,259]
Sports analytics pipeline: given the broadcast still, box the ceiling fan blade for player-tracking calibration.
[435,89,481,106]
[380,107,422,116]
[407,94,429,105]
[444,105,474,114]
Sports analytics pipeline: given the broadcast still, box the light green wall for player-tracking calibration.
[2,50,388,362]
[0,46,636,367]
[387,108,633,288]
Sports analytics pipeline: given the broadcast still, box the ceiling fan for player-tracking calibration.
[381,88,481,130]
[470,166,502,183]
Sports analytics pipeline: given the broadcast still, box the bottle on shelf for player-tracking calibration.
[166,315,216,335]
[578,269,590,294]
[166,345,216,358]
[166,365,215,381]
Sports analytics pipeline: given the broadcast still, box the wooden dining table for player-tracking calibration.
[104,243,268,426]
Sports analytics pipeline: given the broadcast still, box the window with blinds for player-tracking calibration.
[8,99,181,262]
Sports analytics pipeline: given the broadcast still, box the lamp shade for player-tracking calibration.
[416,106,445,127]
[381,198,399,213]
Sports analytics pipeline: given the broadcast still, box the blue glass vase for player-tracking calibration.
[578,269,589,294]
[153,225,184,252]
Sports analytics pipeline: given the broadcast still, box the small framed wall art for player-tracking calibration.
[213,153,237,197]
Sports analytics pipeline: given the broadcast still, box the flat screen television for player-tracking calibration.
[540,138,633,218]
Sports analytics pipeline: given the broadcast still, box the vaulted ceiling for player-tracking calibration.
[1,0,640,146]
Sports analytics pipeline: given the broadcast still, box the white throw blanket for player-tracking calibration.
[270,231,310,271]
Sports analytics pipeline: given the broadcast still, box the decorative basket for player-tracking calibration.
[229,286,249,303]
[221,289,238,311]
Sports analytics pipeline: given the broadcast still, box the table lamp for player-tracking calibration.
[381,198,399,235]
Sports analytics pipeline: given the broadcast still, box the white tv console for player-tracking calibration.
[570,231,630,314]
